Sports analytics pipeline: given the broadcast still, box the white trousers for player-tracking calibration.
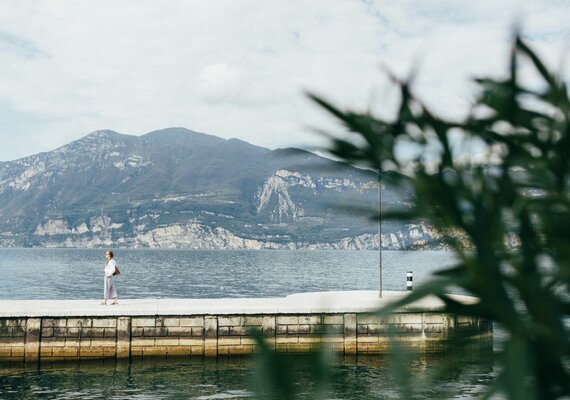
[104,276,117,300]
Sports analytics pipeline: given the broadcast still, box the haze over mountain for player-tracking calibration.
[0,128,440,249]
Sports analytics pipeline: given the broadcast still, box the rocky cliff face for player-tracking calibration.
[0,128,445,249]
[23,220,444,250]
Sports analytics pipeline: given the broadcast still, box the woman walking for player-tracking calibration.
[102,250,119,305]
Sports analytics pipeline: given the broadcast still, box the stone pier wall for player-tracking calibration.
[0,312,492,362]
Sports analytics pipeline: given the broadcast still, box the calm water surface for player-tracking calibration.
[0,353,496,399]
[0,249,457,299]
[0,249,496,399]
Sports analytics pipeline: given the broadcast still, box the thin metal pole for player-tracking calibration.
[378,169,382,298]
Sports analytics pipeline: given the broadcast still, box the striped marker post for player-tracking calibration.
[406,271,413,291]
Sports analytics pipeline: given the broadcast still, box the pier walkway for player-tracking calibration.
[0,291,491,362]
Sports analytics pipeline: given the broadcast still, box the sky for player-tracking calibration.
[0,0,569,162]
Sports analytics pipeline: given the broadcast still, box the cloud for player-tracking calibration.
[195,63,242,103]
[0,0,568,161]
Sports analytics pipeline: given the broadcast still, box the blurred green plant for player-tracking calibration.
[307,35,570,400]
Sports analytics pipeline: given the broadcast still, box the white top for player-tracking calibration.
[105,259,116,278]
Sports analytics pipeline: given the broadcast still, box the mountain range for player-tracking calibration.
[0,128,442,249]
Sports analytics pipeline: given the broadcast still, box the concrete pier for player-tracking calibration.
[0,291,492,362]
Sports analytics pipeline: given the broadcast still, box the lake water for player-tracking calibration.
[0,249,458,300]
[0,353,496,399]
[0,249,498,399]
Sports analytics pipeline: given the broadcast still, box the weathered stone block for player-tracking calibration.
[297,336,321,344]
[52,348,78,357]
[143,327,168,337]
[385,315,401,324]
[0,327,12,337]
[65,339,80,347]
[132,328,145,337]
[0,338,24,347]
[132,338,155,347]
[130,348,143,357]
[90,339,116,348]
[41,328,54,337]
[53,327,67,337]
[180,317,204,327]
[243,316,263,326]
[262,316,275,337]
[276,336,298,344]
[43,319,67,328]
[423,324,444,333]
[229,326,246,336]
[324,315,343,325]
[228,345,254,355]
[166,327,193,337]
[218,327,230,336]
[276,316,298,325]
[366,342,388,353]
[456,315,473,324]
[166,346,191,356]
[67,328,82,338]
[240,337,257,345]
[344,340,357,354]
[218,337,241,346]
[82,328,105,338]
[326,324,343,334]
[218,316,241,327]
[93,319,117,328]
[275,343,287,351]
[423,314,444,324]
[179,338,203,346]
[132,318,156,327]
[155,338,180,346]
[163,318,180,327]
[400,314,423,325]
[287,325,310,334]
[67,318,92,328]
[299,316,321,325]
[324,342,345,352]
[42,338,66,347]
[400,323,423,334]
[103,349,116,357]
[358,336,380,343]
[11,347,25,358]
[204,341,217,357]
[13,326,26,337]
[104,328,117,338]
[204,317,217,339]
[321,336,344,343]
[357,314,380,325]
[276,325,287,335]
[287,343,312,352]
[40,348,53,357]
[191,327,204,337]
[344,314,356,338]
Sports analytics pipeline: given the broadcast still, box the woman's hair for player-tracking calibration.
[107,250,114,259]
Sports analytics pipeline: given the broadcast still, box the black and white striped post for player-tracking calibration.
[406,271,413,291]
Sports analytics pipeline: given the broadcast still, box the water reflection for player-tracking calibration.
[0,349,495,399]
